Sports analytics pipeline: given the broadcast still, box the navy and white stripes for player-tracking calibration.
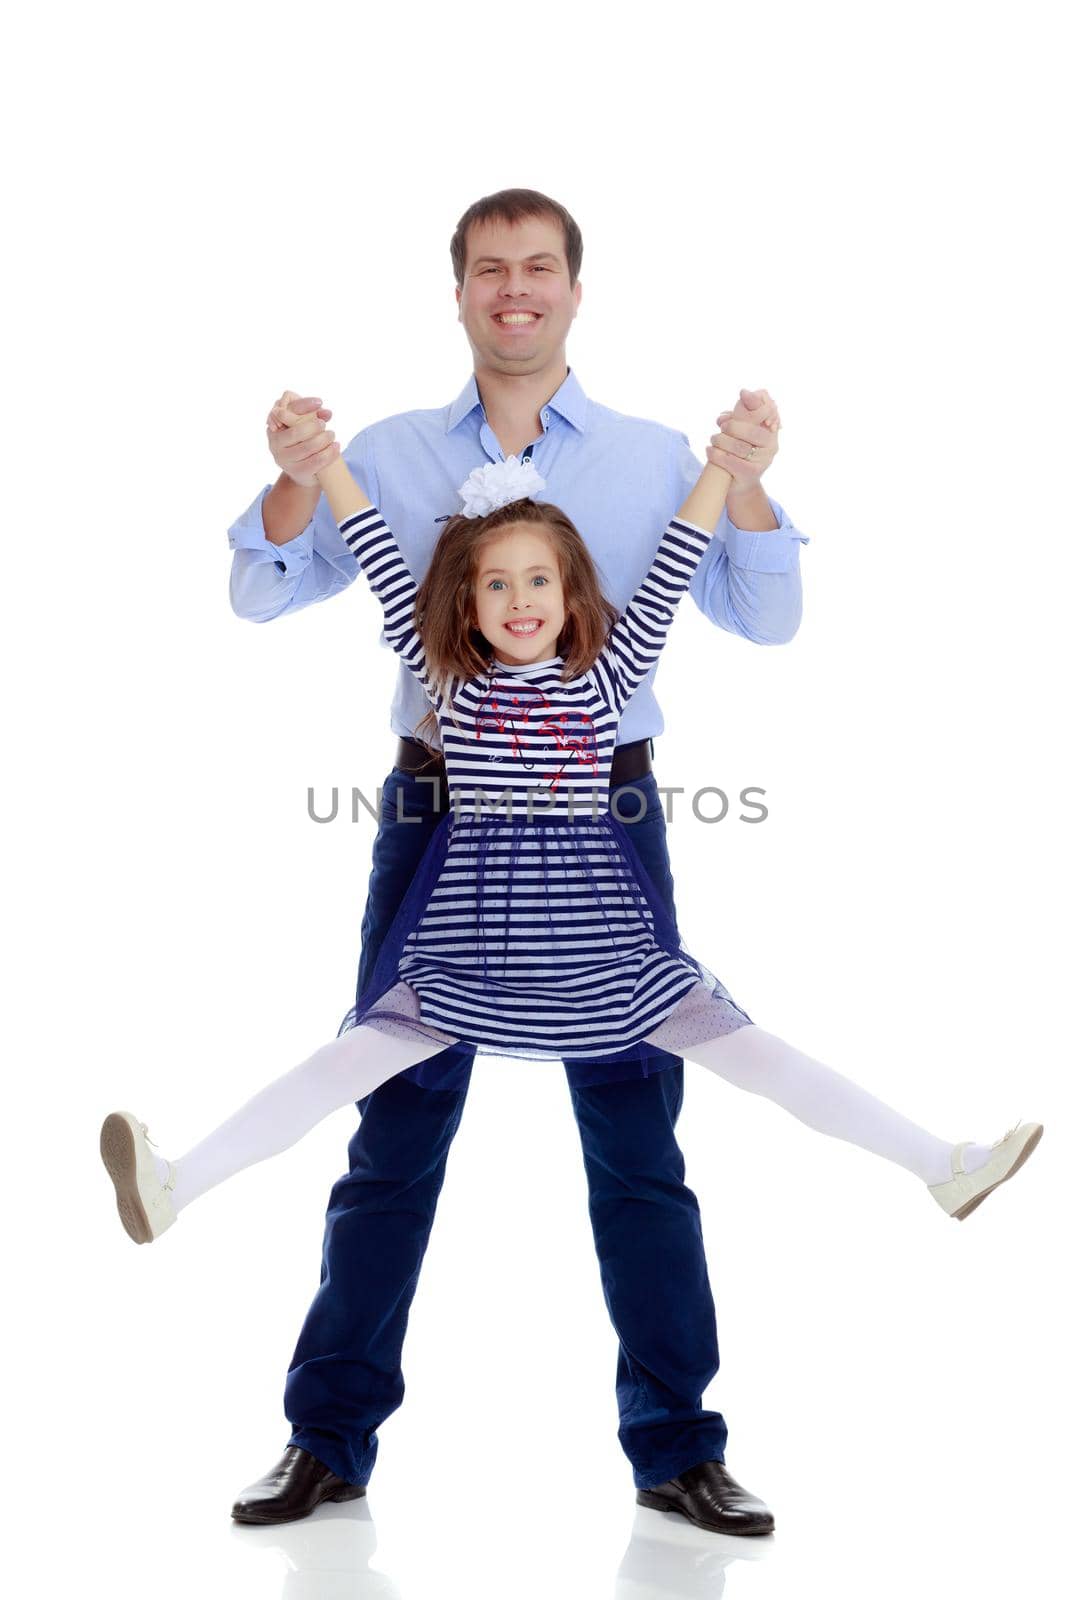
[338,505,714,819]
[333,502,754,1063]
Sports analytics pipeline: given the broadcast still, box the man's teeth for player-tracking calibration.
[495,313,538,325]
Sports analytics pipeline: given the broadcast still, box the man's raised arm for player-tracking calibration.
[675,390,810,645]
[227,393,380,623]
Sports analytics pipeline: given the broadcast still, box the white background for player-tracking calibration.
[3,1,1064,1595]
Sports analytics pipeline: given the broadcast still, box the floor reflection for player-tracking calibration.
[231,1496,775,1598]
[231,1499,401,1599]
[617,1508,774,1597]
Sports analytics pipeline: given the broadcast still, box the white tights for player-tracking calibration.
[683,1026,987,1186]
[164,999,989,1213]
[168,1021,453,1211]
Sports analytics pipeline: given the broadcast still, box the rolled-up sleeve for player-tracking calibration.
[671,434,810,644]
[226,429,381,623]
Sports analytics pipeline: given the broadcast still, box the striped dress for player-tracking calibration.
[337,504,752,1064]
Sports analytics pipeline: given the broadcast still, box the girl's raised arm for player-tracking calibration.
[677,456,733,537]
[315,455,445,709]
[317,451,375,527]
[596,458,732,710]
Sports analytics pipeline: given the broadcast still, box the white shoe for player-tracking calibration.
[927,1121,1043,1220]
[100,1111,177,1243]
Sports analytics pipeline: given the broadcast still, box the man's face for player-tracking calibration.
[456,216,581,375]
[473,525,568,666]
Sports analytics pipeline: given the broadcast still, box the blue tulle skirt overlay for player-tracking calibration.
[337,809,753,1069]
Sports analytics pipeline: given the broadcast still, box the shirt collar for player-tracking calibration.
[490,654,563,673]
[446,367,588,436]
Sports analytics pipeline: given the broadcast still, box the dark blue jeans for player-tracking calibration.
[285,766,728,1488]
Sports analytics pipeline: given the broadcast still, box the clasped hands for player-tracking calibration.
[264,387,782,494]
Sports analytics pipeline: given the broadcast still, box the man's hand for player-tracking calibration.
[266,390,340,487]
[707,388,781,494]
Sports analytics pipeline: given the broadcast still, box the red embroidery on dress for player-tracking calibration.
[473,683,551,765]
[472,680,600,792]
[539,711,599,789]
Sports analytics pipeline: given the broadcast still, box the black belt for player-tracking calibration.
[394,735,654,789]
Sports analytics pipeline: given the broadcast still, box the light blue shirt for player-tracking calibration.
[227,368,810,748]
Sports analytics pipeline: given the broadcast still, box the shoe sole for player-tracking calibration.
[636,1487,774,1537]
[231,1484,366,1524]
[952,1124,1044,1220]
[100,1114,152,1244]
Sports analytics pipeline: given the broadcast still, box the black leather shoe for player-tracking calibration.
[637,1460,775,1536]
[231,1445,367,1525]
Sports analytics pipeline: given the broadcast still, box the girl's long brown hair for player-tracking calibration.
[411,497,619,747]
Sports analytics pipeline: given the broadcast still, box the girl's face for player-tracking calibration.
[473,525,567,666]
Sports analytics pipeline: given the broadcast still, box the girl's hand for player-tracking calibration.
[266,390,340,486]
[706,388,781,493]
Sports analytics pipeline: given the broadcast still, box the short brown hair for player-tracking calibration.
[411,499,617,745]
[449,188,583,289]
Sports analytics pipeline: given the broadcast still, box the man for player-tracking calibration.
[225,188,808,1535]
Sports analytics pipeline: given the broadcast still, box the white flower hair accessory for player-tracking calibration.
[456,455,546,519]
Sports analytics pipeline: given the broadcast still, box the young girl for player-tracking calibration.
[100,407,1042,1243]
